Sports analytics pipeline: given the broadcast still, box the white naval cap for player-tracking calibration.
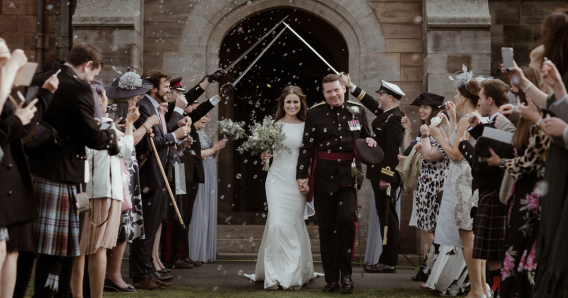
[375,80,405,100]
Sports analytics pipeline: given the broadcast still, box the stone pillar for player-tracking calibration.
[424,0,492,102]
[72,0,144,83]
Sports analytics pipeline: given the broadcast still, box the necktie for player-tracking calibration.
[157,105,167,133]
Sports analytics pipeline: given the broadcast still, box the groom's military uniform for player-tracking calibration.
[350,81,405,270]
[296,99,372,284]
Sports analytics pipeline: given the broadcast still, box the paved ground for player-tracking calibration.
[122,260,422,290]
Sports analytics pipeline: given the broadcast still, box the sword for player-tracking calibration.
[217,16,289,75]
[283,22,343,75]
[351,159,364,278]
[221,27,288,93]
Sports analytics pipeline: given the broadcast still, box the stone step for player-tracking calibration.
[217,225,321,240]
[218,252,421,267]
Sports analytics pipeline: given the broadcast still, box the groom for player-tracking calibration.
[296,74,376,293]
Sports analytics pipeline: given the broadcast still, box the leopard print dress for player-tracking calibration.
[415,137,449,233]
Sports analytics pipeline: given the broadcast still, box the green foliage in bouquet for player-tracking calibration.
[217,118,246,141]
[237,116,290,171]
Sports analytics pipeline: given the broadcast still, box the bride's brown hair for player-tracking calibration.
[273,85,308,123]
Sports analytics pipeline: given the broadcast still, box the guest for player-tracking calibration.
[486,66,550,298]
[23,43,122,298]
[403,93,449,260]
[458,78,515,295]
[0,41,59,298]
[70,85,138,298]
[187,112,226,263]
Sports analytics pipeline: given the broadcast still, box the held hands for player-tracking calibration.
[260,152,272,162]
[174,126,190,139]
[487,147,501,167]
[296,178,309,194]
[401,116,412,132]
[543,117,568,137]
[175,94,188,109]
[212,139,227,152]
[42,74,59,93]
[14,99,38,125]
[366,137,377,147]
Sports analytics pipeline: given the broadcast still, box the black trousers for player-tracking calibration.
[371,179,400,266]
[314,186,357,283]
[161,182,199,262]
[130,188,165,282]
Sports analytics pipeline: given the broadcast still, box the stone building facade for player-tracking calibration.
[1,0,565,258]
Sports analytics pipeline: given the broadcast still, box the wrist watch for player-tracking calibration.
[498,159,506,169]
[405,131,412,136]
[535,117,543,128]
[421,134,430,139]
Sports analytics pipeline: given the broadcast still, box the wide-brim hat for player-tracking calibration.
[375,80,405,100]
[170,77,186,92]
[411,92,444,107]
[354,139,384,165]
[105,73,153,99]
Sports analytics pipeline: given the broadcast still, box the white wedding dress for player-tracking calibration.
[244,122,322,290]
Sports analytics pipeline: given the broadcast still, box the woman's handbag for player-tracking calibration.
[76,183,91,214]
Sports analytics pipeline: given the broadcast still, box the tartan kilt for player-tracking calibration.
[31,174,80,257]
[472,187,506,261]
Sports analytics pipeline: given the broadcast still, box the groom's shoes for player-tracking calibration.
[369,263,396,273]
[340,274,354,291]
[322,282,340,293]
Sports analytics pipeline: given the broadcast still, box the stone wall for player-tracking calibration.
[0,0,64,68]
[488,0,568,79]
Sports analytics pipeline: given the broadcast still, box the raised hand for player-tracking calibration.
[212,140,227,152]
[543,117,567,137]
[220,83,236,95]
[516,97,541,124]
[208,70,227,83]
[175,93,188,109]
[500,60,526,86]
[42,74,59,93]
[14,99,38,125]
[127,107,140,123]
[177,116,192,128]
[468,114,480,128]
[174,126,190,139]
[494,113,506,127]
[499,104,515,115]
[542,60,564,89]
[401,116,412,132]
[419,124,429,135]
[445,101,456,121]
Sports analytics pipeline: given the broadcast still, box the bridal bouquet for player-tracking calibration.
[237,116,289,171]
[217,118,246,141]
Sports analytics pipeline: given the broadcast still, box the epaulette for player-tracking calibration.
[310,101,326,109]
[347,100,364,107]
[353,89,367,101]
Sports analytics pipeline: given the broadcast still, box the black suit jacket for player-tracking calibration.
[180,100,215,184]
[0,88,53,226]
[296,100,372,194]
[27,65,118,183]
[135,95,177,192]
[351,86,404,182]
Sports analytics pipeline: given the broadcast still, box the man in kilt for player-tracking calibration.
[458,79,516,293]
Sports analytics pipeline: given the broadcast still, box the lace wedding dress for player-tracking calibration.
[244,122,322,290]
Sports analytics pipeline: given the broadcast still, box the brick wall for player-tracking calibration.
[0,0,64,68]
[489,0,568,79]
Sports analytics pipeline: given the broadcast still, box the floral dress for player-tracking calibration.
[500,126,549,298]
[415,137,449,233]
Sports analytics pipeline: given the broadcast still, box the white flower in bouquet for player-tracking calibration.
[237,116,290,171]
[430,116,445,127]
[217,118,246,141]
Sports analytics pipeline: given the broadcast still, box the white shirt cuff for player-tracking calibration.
[209,96,221,106]
[351,84,357,93]
[169,132,178,141]
[174,107,184,115]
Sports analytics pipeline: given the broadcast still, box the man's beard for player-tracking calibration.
[155,90,168,103]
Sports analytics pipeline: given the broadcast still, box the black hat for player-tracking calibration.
[411,92,445,107]
[354,139,384,165]
[170,77,186,92]
[105,72,153,99]
[375,80,405,100]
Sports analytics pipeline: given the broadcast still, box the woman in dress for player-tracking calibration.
[187,113,226,263]
[403,94,449,260]
[427,71,484,297]
[244,86,319,290]
[487,66,550,298]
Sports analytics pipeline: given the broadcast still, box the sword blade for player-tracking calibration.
[283,22,339,74]
[223,16,289,73]
[232,27,287,86]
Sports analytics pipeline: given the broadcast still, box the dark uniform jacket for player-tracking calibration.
[296,100,372,194]
[0,88,53,226]
[350,86,404,182]
[28,65,118,183]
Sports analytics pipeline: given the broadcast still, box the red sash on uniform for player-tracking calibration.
[306,150,355,202]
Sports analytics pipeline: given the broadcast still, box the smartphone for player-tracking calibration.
[25,86,39,107]
[502,47,514,73]
[13,62,39,87]
[115,101,129,124]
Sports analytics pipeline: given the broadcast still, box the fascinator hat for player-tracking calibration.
[105,67,153,99]
[449,65,493,90]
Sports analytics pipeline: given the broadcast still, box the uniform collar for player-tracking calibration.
[328,101,346,109]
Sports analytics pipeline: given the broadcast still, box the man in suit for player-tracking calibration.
[161,75,230,269]
[25,43,121,297]
[296,74,376,292]
[341,75,405,273]
[459,79,515,292]
[130,69,190,290]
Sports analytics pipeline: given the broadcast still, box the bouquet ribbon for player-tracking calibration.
[307,150,355,202]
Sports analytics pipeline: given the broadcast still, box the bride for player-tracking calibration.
[244,86,321,290]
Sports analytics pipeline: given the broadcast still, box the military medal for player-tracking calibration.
[348,120,361,131]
